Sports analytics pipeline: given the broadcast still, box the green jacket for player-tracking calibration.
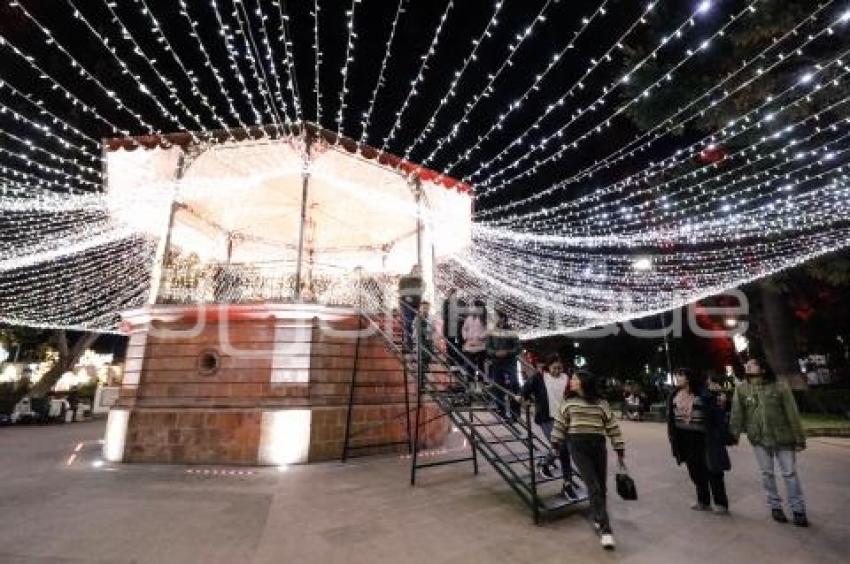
[729,380,806,450]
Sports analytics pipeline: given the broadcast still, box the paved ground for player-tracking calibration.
[0,419,848,563]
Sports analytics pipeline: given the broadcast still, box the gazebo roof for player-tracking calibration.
[103,122,473,194]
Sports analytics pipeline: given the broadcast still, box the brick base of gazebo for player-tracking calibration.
[103,304,449,465]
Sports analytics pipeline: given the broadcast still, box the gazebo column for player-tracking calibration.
[147,151,188,305]
[294,127,315,301]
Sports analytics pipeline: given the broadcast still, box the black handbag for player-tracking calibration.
[615,463,638,501]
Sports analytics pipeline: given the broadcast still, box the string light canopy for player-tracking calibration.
[0,0,848,337]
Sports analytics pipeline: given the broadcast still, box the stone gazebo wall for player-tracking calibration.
[103,305,449,465]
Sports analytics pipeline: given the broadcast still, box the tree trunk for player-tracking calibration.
[757,280,806,389]
[29,331,99,398]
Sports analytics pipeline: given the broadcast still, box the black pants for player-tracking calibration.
[569,436,611,533]
[445,336,462,367]
[676,428,728,508]
[489,360,519,420]
[464,350,486,381]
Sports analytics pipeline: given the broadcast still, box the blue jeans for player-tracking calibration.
[753,445,806,514]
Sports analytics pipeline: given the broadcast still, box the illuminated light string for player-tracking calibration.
[0,100,97,160]
[472,173,850,249]
[471,0,834,196]
[522,78,850,233]
[0,139,100,189]
[176,0,249,129]
[312,0,323,126]
[230,0,289,128]
[272,0,303,122]
[418,0,557,168]
[7,1,171,136]
[457,226,850,314]
[402,0,506,160]
[442,0,641,179]
[442,229,850,336]
[0,164,82,193]
[481,35,850,224]
[336,0,361,138]
[0,33,131,139]
[507,57,850,233]
[494,18,847,226]
[64,0,205,143]
[207,0,266,126]
[242,0,294,125]
[121,0,236,135]
[0,81,98,146]
[0,237,158,332]
[587,112,850,235]
[1,1,850,333]
[475,0,765,192]
[359,0,408,145]
[465,225,850,323]
[380,0,456,154]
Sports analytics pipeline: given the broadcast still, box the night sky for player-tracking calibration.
[0,0,724,211]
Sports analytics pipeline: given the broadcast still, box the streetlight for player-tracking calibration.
[631,255,673,379]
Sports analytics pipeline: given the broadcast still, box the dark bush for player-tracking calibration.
[794,387,850,416]
[0,380,30,415]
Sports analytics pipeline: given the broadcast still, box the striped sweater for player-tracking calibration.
[551,397,626,452]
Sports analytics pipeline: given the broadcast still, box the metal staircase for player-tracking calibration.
[342,299,587,524]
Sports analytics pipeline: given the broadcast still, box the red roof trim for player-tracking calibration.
[104,123,473,194]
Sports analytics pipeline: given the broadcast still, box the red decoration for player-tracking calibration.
[697,144,728,164]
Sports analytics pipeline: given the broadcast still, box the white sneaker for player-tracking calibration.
[600,534,615,550]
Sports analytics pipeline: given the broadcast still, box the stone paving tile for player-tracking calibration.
[0,419,848,563]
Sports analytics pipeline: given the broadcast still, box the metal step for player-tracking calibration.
[494,451,549,465]
[539,492,588,513]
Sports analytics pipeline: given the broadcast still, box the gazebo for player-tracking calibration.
[102,124,472,466]
[105,123,473,307]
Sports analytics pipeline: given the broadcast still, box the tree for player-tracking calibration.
[0,326,100,397]
[617,0,849,385]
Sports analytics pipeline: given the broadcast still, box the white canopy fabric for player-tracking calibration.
[106,132,473,302]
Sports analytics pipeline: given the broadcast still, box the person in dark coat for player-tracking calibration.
[67,385,80,422]
[667,368,731,514]
[441,288,465,368]
[398,265,424,351]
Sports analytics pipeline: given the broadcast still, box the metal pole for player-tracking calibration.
[410,314,423,486]
[414,178,422,268]
[660,312,673,379]
[294,130,313,301]
[527,403,540,525]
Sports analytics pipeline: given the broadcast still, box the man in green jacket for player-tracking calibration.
[730,358,809,527]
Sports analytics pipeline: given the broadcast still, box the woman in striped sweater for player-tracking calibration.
[552,370,625,551]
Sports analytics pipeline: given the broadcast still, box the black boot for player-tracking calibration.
[792,512,809,527]
[771,508,788,523]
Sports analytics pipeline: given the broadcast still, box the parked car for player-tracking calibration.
[10,396,69,424]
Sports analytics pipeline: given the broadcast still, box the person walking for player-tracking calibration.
[517,355,577,499]
[66,385,80,422]
[730,357,809,527]
[667,368,731,514]
[441,288,465,369]
[398,265,424,352]
[486,310,521,421]
[552,370,625,550]
[461,300,488,384]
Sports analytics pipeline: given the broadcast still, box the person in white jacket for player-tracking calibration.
[462,300,487,382]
